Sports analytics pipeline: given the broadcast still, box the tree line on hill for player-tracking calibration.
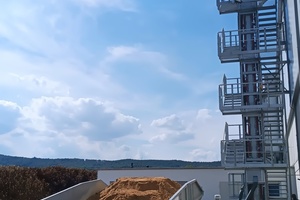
[0,166,96,200]
[0,154,221,169]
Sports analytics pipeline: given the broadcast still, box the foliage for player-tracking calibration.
[0,166,96,200]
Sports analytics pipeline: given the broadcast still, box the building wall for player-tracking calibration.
[285,0,300,197]
[285,0,300,94]
[97,168,242,200]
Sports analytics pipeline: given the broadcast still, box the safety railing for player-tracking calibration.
[169,179,204,200]
[219,80,284,114]
[217,25,283,62]
[223,122,243,141]
[221,138,287,167]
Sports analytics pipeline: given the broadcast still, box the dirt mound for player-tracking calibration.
[99,177,181,200]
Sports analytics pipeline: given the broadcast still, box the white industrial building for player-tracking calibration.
[96,166,297,200]
[285,0,300,198]
[97,168,242,200]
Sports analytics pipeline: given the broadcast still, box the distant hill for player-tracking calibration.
[0,154,221,170]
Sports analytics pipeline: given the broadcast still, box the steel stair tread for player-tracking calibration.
[258,11,277,16]
[258,5,276,10]
[258,17,277,22]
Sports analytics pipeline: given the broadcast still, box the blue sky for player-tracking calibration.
[0,0,240,161]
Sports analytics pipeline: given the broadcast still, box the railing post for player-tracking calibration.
[222,28,225,48]
[230,31,232,47]
[263,28,267,50]
[225,122,229,141]
[219,86,224,110]
[239,124,242,139]
[223,74,227,94]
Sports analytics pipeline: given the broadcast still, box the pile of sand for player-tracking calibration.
[98,177,181,200]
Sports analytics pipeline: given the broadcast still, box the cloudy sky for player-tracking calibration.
[0,0,240,161]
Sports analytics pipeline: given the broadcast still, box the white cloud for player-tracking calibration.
[103,45,186,81]
[196,109,212,120]
[151,114,185,130]
[107,46,138,57]
[0,100,20,110]
[10,74,70,95]
[20,97,141,139]
[0,97,142,158]
[0,1,82,60]
[149,132,194,144]
[0,100,21,134]
[150,114,194,144]
[189,148,218,161]
[146,109,241,161]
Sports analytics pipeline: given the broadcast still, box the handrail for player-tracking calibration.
[219,80,284,112]
[221,138,286,166]
[224,123,243,141]
[218,25,281,54]
[41,179,107,200]
[169,179,204,200]
[224,122,229,140]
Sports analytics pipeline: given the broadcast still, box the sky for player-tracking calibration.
[0,0,240,161]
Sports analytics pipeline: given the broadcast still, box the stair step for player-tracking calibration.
[259,28,277,32]
[261,67,280,70]
[226,158,244,161]
[259,44,277,47]
[264,125,283,127]
[262,71,280,74]
[226,153,244,156]
[262,72,280,76]
[258,17,277,22]
[259,23,277,27]
[224,96,242,98]
[226,145,244,147]
[258,11,277,16]
[225,97,242,99]
[262,77,280,81]
[258,5,277,11]
[226,156,244,158]
[260,56,280,60]
[264,124,283,127]
[224,98,242,100]
[261,78,280,81]
[260,39,278,43]
[224,100,242,103]
[226,146,244,148]
[264,120,283,123]
[259,38,278,42]
[259,33,277,38]
[246,158,264,162]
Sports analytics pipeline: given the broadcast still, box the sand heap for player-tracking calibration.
[98,177,181,200]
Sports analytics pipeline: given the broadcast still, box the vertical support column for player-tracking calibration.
[240,12,261,161]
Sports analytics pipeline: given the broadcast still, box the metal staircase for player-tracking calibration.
[224,140,245,165]
[217,0,290,199]
[266,169,288,199]
[258,6,278,51]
